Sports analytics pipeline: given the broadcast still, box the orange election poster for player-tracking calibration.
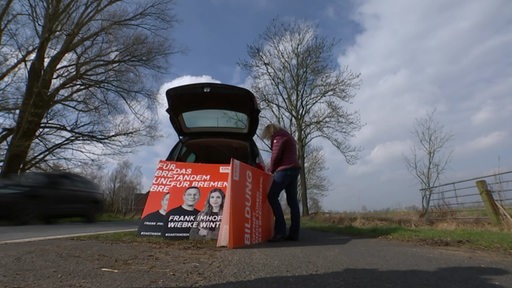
[137,160,230,239]
[217,159,273,248]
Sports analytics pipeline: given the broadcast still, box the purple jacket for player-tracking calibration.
[269,129,300,173]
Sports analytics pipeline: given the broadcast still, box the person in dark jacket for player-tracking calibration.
[261,123,301,242]
[137,192,170,236]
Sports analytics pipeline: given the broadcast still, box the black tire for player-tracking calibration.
[12,200,38,225]
[84,213,97,223]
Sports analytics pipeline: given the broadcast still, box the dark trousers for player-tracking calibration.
[267,167,300,238]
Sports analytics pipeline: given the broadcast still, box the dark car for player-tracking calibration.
[165,82,265,169]
[0,172,104,224]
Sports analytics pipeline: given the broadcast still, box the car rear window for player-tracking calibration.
[181,109,249,133]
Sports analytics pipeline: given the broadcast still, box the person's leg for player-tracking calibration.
[267,170,287,239]
[284,168,300,240]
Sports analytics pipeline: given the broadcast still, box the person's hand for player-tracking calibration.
[198,228,208,236]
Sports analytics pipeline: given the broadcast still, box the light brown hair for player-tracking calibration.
[261,123,282,140]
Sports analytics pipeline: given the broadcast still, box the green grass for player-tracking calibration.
[76,212,512,254]
[301,217,404,237]
[303,216,512,254]
[74,230,218,248]
[97,213,140,222]
[76,231,139,242]
[389,228,512,250]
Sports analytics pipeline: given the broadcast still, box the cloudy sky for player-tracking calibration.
[131,0,512,212]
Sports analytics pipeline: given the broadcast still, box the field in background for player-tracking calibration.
[73,208,512,256]
[304,210,512,255]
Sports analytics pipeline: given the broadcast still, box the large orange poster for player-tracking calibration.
[137,160,230,239]
[216,159,273,248]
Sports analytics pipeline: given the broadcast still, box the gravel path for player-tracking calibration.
[1,229,511,288]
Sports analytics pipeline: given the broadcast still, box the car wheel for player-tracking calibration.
[43,217,56,224]
[84,213,97,223]
[12,201,38,225]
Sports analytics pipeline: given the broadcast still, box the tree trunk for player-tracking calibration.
[299,166,309,216]
[297,138,309,216]
[1,90,51,176]
[1,40,52,177]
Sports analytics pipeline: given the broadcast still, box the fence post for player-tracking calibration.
[476,180,502,226]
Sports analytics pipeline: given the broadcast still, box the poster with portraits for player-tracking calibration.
[137,160,230,239]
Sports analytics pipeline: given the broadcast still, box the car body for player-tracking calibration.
[165,82,265,169]
[0,172,104,224]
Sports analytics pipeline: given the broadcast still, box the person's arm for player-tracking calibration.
[270,135,284,173]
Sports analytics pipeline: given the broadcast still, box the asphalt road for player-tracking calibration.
[205,229,512,288]
[0,224,511,287]
[0,220,138,244]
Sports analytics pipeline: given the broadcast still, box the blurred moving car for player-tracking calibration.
[165,82,266,170]
[0,172,104,224]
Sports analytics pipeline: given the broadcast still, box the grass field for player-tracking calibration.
[86,210,512,255]
[304,211,512,255]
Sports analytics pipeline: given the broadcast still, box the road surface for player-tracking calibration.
[0,227,511,287]
[0,221,137,244]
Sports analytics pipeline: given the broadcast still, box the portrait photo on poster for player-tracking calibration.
[162,186,201,239]
[137,192,170,237]
[189,188,225,240]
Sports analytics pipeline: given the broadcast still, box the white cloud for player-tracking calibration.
[367,140,409,165]
[471,104,496,126]
[155,75,221,125]
[131,75,221,192]
[130,1,511,211]
[158,75,220,105]
[321,0,512,211]
[348,140,410,175]
[159,75,220,94]
[458,131,509,155]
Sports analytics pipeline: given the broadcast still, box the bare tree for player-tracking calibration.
[1,0,26,142]
[302,145,329,213]
[404,109,453,217]
[103,159,142,216]
[0,0,179,176]
[240,18,362,215]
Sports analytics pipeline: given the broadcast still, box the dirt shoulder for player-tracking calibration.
[1,228,512,288]
[1,237,225,287]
